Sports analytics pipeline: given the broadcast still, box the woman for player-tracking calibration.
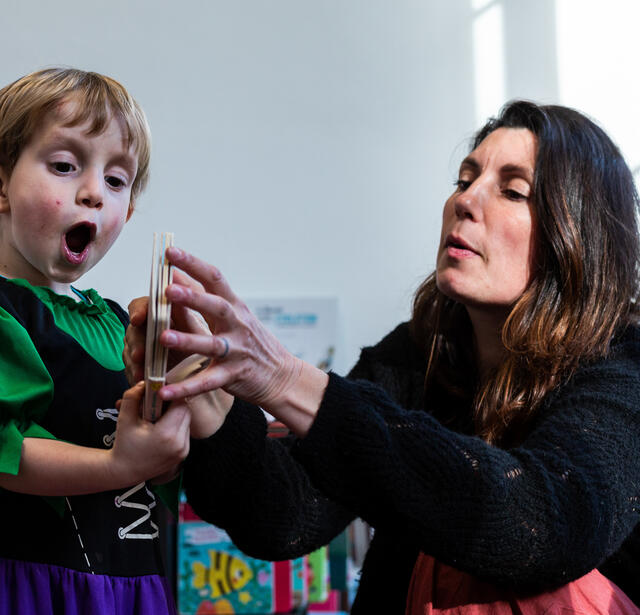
[126,101,640,612]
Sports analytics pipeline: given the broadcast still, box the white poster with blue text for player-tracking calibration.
[245,297,338,373]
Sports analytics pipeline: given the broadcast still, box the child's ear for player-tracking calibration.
[0,166,9,213]
[126,201,134,222]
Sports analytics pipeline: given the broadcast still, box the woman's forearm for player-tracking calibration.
[184,396,354,561]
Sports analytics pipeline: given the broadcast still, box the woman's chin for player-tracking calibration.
[436,272,473,304]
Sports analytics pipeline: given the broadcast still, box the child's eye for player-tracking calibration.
[105,176,126,189]
[52,161,75,174]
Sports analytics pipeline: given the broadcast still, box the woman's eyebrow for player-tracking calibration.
[460,156,533,183]
[459,156,480,172]
[500,163,534,183]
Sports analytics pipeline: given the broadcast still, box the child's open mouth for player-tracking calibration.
[63,222,96,264]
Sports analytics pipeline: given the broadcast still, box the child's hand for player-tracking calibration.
[110,382,190,485]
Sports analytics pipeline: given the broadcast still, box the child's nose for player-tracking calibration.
[76,171,103,208]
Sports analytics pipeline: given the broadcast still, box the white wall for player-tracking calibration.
[0,0,623,374]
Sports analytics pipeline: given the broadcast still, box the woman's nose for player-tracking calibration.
[76,170,103,208]
[453,181,485,221]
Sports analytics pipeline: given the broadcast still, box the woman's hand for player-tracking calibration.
[157,248,302,405]
[156,248,329,436]
[124,272,235,439]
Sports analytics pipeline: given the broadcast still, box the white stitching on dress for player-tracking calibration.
[114,482,159,540]
[65,496,94,574]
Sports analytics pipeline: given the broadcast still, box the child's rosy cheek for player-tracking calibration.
[42,196,63,212]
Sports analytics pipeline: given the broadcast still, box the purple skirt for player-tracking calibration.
[0,557,177,615]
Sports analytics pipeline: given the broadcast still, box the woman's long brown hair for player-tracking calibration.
[411,101,640,445]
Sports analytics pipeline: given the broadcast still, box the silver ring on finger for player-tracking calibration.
[219,336,230,359]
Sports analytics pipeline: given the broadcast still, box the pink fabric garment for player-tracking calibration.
[405,552,639,615]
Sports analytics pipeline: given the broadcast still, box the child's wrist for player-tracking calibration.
[106,448,141,489]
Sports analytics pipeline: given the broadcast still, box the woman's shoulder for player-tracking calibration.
[611,322,640,353]
[542,323,640,412]
[589,323,640,376]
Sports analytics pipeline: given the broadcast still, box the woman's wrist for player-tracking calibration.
[263,360,329,437]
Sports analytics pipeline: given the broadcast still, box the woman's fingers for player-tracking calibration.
[167,247,239,304]
[172,268,205,294]
[160,366,228,401]
[171,301,210,336]
[165,283,238,334]
[161,329,230,359]
[156,251,302,412]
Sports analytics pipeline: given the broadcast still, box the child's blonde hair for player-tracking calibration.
[0,67,151,209]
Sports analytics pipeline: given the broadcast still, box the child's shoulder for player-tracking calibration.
[0,278,128,328]
[101,295,129,328]
[0,276,40,318]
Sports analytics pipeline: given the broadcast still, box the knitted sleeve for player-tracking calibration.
[292,329,640,591]
[182,398,355,561]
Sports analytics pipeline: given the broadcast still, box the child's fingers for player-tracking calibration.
[123,321,147,384]
[127,296,149,327]
[117,382,145,422]
[122,381,145,401]
[156,402,191,459]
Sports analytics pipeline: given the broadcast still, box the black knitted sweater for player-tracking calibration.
[183,322,640,613]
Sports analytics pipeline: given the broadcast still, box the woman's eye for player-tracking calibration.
[503,189,528,201]
[454,179,472,191]
[52,162,75,174]
[105,176,125,189]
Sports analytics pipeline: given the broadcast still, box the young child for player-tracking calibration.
[0,68,188,614]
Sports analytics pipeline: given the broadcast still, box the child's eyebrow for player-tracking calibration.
[110,152,138,176]
[40,131,82,150]
[41,130,137,172]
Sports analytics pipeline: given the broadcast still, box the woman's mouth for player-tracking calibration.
[445,235,478,258]
[63,222,96,264]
